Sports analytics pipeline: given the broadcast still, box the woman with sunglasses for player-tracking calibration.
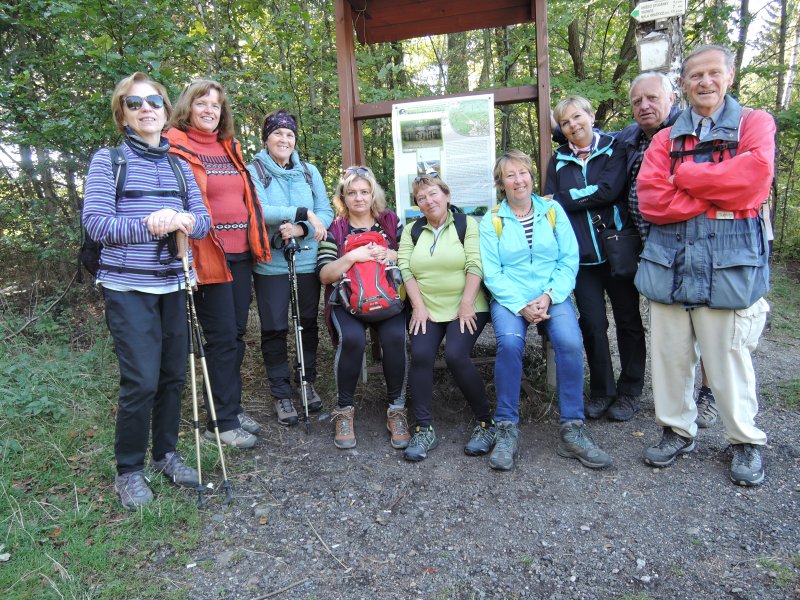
[317,166,409,449]
[82,72,211,509]
[481,149,611,472]
[396,174,492,462]
[165,79,271,449]
[248,110,333,427]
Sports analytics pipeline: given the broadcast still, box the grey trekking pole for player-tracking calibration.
[177,232,233,505]
[282,222,311,434]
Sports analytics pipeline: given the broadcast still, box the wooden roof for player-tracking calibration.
[346,0,537,45]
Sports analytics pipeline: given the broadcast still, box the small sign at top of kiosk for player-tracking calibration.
[631,0,686,22]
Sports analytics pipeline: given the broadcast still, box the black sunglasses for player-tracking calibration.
[344,167,371,176]
[124,95,164,111]
[413,172,439,183]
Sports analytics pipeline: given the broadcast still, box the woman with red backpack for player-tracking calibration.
[317,166,409,450]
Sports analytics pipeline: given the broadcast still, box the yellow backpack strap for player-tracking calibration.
[491,205,503,238]
[546,205,556,230]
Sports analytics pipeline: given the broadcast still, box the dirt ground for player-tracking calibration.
[149,306,800,600]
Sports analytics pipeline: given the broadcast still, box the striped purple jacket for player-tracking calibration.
[82,144,210,290]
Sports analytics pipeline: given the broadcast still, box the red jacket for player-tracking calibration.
[165,128,270,284]
[637,107,774,225]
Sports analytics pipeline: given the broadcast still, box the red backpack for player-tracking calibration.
[335,230,403,322]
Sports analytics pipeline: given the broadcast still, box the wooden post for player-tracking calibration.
[335,0,365,167]
[534,0,551,191]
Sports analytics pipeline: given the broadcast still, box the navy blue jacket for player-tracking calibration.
[544,133,630,265]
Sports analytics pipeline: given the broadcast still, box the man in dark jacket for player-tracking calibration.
[616,72,720,427]
[616,72,681,243]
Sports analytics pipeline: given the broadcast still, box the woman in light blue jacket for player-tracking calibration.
[248,110,333,427]
[480,149,611,472]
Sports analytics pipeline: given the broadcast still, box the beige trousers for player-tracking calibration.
[649,298,769,445]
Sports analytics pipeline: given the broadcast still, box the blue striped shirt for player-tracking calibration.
[82,144,210,292]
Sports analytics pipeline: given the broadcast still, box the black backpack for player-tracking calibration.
[409,208,468,246]
[78,145,188,279]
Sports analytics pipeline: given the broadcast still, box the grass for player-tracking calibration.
[0,312,221,599]
[757,557,798,588]
[766,261,800,338]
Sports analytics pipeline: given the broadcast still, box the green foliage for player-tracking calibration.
[0,322,211,599]
[1,0,800,263]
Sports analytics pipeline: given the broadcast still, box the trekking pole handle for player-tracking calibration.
[176,231,189,260]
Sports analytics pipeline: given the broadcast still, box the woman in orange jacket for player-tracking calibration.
[166,79,270,448]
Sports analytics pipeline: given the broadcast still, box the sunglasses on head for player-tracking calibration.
[344,167,371,176]
[124,95,164,111]
[413,172,439,183]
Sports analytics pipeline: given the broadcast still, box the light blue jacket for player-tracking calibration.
[480,195,579,315]
[248,149,333,275]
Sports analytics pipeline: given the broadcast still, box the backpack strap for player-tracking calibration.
[545,205,557,229]
[490,203,555,239]
[411,210,467,246]
[165,153,189,210]
[300,161,313,186]
[491,205,503,237]
[251,157,272,189]
[108,145,127,206]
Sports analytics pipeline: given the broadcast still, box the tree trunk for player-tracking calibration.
[567,19,586,79]
[595,17,637,126]
[732,0,751,95]
[446,32,469,93]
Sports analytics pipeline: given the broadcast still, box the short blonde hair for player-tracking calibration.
[169,79,235,140]
[332,165,387,218]
[552,95,595,125]
[411,174,450,206]
[110,72,172,133]
[493,149,533,192]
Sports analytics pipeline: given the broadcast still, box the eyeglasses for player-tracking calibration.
[124,95,165,111]
[413,172,439,183]
[344,167,371,176]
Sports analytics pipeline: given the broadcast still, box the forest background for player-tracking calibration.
[1,1,799,599]
[2,0,800,272]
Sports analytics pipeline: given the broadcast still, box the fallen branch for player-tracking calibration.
[5,271,78,340]
[306,517,351,573]
[251,578,307,600]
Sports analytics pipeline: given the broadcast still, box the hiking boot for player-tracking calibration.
[115,470,153,510]
[643,427,696,467]
[586,396,613,419]
[695,385,719,429]
[403,426,438,461]
[557,420,612,469]
[464,420,496,456]
[203,427,257,448]
[489,421,519,471]
[297,383,323,413]
[275,398,299,426]
[238,412,262,435]
[151,451,199,487]
[386,407,411,449]
[607,394,640,422]
[332,406,356,449]
[730,443,765,486]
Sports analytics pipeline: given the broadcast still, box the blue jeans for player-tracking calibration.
[491,298,585,423]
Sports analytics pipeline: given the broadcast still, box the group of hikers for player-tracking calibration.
[81,43,773,510]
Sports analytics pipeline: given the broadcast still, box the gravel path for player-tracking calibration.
[150,314,800,600]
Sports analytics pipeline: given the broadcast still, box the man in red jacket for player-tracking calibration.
[635,45,773,486]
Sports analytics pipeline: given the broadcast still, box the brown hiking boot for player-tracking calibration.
[332,406,356,449]
[386,407,411,449]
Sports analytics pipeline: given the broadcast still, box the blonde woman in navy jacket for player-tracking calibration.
[545,95,646,423]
